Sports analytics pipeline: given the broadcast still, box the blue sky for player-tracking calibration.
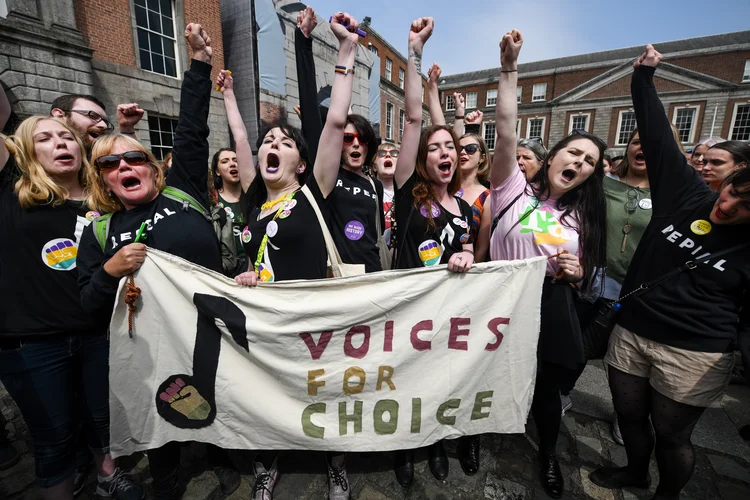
[304,0,750,75]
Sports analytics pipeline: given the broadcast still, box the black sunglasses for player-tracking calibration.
[377,149,399,158]
[68,109,115,131]
[460,144,480,155]
[95,151,150,171]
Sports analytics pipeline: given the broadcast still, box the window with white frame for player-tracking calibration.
[743,60,750,83]
[445,94,455,111]
[370,45,378,56]
[527,117,545,140]
[386,102,394,140]
[517,86,522,104]
[398,68,405,89]
[672,105,700,144]
[568,113,591,133]
[385,58,393,81]
[148,115,177,160]
[532,83,547,102]
[399,109,405,140]
[729,103,750,141]
[486,89,497,107]
[134,0,178,77]
[465,92,477,109]
[421,86,425,102]
[616,110,637,146]
[483,122,496,150]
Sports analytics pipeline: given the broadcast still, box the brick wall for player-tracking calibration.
[75,0,135,68]
[587,74,693,100]
[722,97,750,139]
[669,50,750,84]
[184,0,225,81]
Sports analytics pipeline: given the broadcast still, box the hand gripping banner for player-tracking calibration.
[108,249,546,457]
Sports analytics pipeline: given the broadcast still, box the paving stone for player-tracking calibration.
[357,482,393,500]
[0,453,35,496]
[620,490,639,500]
[706,454,750,483]
[607,446,627,468]
[693,408,750,461]
[579,466,615,500]
[575,435,603,465]
[717,481,750,500]
[497,453,534,482]
[484,471,528,500]
[182,471,219,500]
[595,419,617,445]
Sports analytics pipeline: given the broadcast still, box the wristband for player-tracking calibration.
[334,65,353,75]
[501,69,518,73]
[463,248,474,255]
[454,115,465,120]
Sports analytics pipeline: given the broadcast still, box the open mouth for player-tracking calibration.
[56,153,75,163]
[229,169,239,177]
[384,160,393,169]
[121,176,141,190]
[459,156,469,165]
[350,152,362,161]
[438,161,452,175]
[634,152,645,163]
[715,206,731,220]
[561,168,577,182]
[266,152,280,172]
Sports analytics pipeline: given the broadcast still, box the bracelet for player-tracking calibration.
[334,65,353,75]
[454,115,465,120]
[463,248,474,255]
[501,69,518,73]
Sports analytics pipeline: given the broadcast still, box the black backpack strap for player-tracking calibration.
[491,191,523,237]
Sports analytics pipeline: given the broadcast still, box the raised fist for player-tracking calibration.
[216,70,233,93]
[235,271,258,287]
[103,243,147,278]
[329,12,359,45]
[634,44,662,69]
[427,62,441,86]
[500,29,523,69]
[117,103,144,134]
[184,23,212,63]
[466,110,484,125]
[453,92,466,115]
[297,6,318,38]
[408,17,434,48]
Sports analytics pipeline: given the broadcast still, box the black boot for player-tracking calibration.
[428,441,449,480]
[539,455,564,499]
[394,449,414,488]
[457,435,480,476]
[589,466,651,490]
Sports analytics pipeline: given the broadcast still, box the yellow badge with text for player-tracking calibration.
[690,220,712,236]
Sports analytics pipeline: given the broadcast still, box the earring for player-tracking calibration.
[296,168,304,174]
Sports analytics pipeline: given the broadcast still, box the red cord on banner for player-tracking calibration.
[125,275,141,338]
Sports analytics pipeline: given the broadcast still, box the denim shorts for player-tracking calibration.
[0,335,110,488]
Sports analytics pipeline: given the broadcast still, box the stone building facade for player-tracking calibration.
[360,25,430,144]
[0,0,229,158]
[438,31,750,153]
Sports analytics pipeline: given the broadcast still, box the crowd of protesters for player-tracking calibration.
[1,6,749,500]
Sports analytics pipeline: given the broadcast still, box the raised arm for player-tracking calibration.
[217,70,255,192]
[452,93,466,137]
[395,17,434,189]
[490,29,522,188]
[117,103,145,135]
[168,23,213,206]
[313,13,360,197]
[295,7,323,165]
[631,45,708,211]
[426,63,446,126]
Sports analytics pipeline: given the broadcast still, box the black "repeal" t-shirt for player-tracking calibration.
[0,156,103,338]
[328,168,385,273]
[242,175,328,282]
[393,172,474,270]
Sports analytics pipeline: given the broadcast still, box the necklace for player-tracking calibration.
[261,194,290,211]
[621,187,640,253]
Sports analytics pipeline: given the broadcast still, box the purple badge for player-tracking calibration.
[420,203,441,218]
[344,220,365,240]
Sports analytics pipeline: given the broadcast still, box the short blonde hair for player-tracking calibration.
[89,134,166,213]
[4,116,93,208]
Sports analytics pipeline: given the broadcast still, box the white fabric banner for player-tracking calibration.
[108,250,546,458]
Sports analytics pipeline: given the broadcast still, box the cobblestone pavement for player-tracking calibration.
[3,362,749,500]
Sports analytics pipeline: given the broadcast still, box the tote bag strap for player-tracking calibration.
[300,184,346,271]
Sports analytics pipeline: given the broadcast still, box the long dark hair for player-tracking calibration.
[710,140,750,167]
[528,131,607,292]
[211,147,235,191]
[251,122,309,207]
[344,114,379,171]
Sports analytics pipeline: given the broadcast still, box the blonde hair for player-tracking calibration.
[88,134,166,213]
[460,133,491,185]
[4,116,93,208]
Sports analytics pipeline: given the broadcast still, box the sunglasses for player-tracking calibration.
[377,149,399,158]
[68,110,115,131]
[460,144,480,155]
[343,132,360,144]
[95,150,150,171]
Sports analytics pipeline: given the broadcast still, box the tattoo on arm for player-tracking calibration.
[410,49,422,74]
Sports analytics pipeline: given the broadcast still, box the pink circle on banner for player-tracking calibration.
[345,220,365,240]
[420,203,441,218]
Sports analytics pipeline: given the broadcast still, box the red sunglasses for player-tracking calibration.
[343,132,360,144]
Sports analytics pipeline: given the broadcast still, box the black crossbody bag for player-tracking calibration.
[584,241,750,359]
